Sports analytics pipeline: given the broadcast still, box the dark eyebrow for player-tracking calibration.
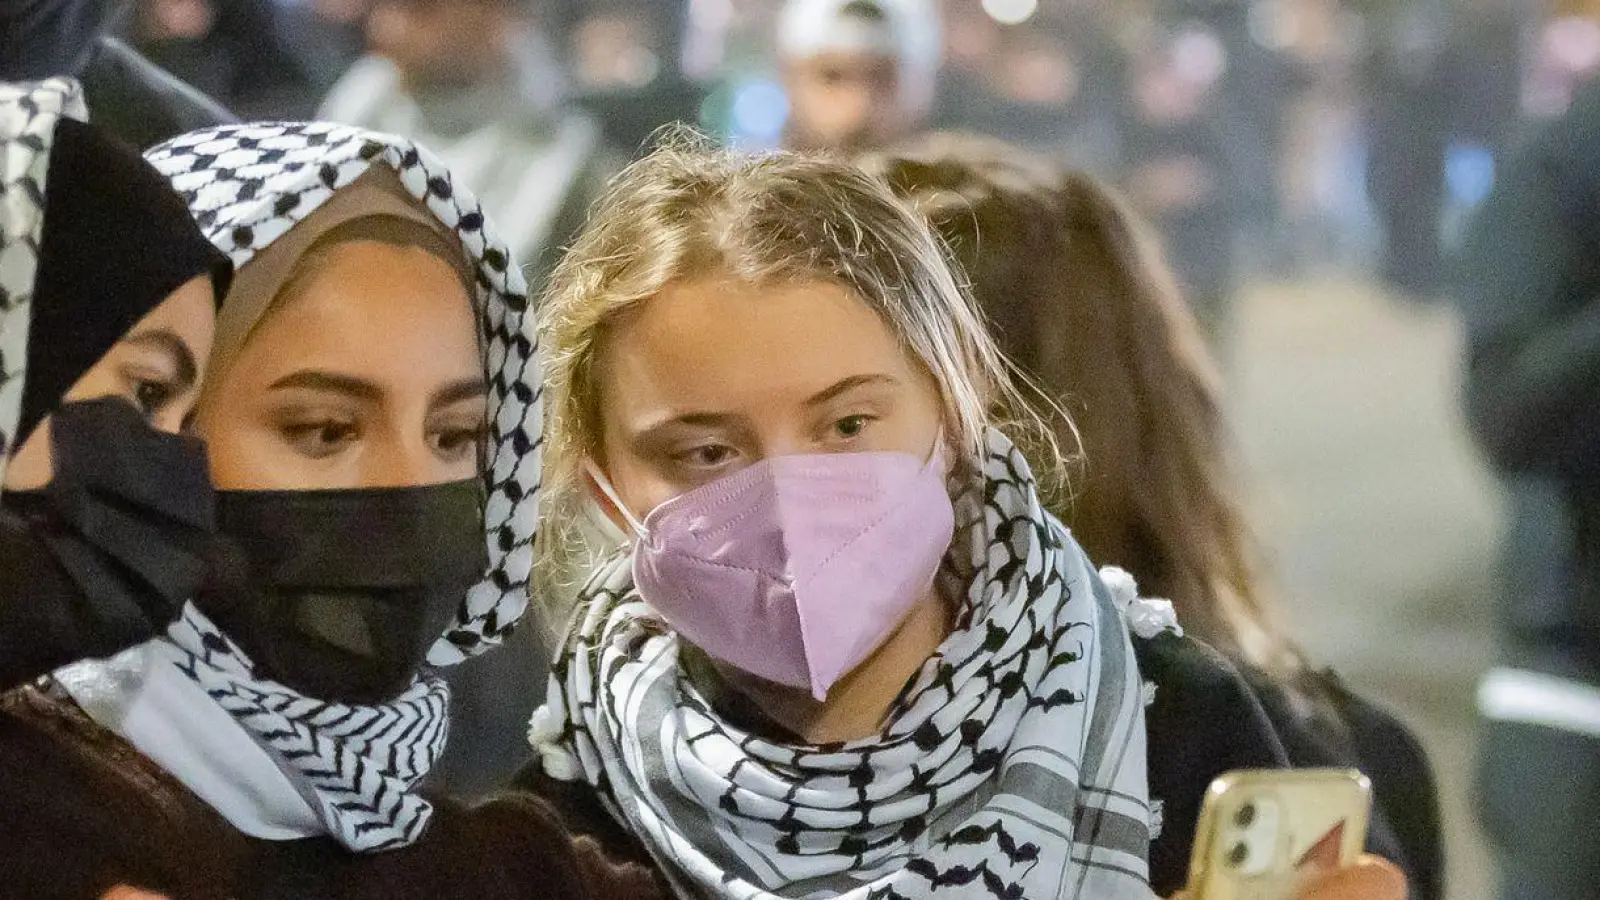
[267,370,384,402]
[121,329,198,389]
[431,377,488,408]
[804,374,901,408]
[629,411,744,447]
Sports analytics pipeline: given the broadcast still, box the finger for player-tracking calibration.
[1300,855,1408,900]
[101,888,172,900]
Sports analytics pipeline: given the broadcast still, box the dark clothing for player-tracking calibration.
[1120,115,1240,330]
[129,0,320,120]
[0,0,236,150]
[514,632,1434,898]
[1139,634,1433,899]
[1246,669,1444,900]
[77,37,236,149]
[0,685,665,900]
[1456,80,1600,900]
[0,510,156,691]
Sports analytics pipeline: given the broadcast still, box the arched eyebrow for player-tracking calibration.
[431,377,488,408]
[122,329,198,389]
[268,370,383,401]
[804,373,900,408]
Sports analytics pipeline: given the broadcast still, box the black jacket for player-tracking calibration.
[1137,633,1437,899]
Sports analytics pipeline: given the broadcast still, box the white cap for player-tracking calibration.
[777,0,942,110]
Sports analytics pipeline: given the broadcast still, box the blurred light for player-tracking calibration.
[730,79,789,148]
[1172,27,1227,86]
[1546,16,1600,73]
[1246,1,1297,51]
[1446,143,1496,208]
[981,0,1037,26]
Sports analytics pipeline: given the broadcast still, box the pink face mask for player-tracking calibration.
[589,441,955,701]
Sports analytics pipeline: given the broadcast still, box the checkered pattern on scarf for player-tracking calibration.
[140,122,543,851]
[0,77,86,489]
[535,430,1156,900]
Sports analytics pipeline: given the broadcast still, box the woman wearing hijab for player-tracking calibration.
[0,77,231,690]
[0,120,661,899]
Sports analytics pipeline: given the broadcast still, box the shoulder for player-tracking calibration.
[0,687,247,898]
[78,38,237,149]
[1135,633,1291,897]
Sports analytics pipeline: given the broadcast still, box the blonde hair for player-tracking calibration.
[862,132,1304,679]
[538,132,1061,584]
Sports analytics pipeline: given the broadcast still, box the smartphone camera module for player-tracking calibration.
[1221,796,1282,877]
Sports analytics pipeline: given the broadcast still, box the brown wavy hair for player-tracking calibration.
[862,133,1303,677]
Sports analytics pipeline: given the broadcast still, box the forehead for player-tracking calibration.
[595,277,918,414]
[231,241,478,377]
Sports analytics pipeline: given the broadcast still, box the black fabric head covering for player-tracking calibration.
[18,117,231,447]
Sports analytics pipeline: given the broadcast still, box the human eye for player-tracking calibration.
[672,442,740,471]
[277,414,359,460]
[833,414,877,441]
[431,421,488,464]
[116,359,184,421]
[129,377,178,419]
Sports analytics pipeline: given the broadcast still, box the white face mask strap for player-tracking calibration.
[584,460,648,537]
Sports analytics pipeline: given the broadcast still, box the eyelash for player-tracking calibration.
[668,414,878,469]
[832,414,875,440]
[127,376,178,419]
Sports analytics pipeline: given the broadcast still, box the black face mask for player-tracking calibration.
[2,397,216,646]
[197,478,487,705]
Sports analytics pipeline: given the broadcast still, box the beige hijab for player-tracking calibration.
[208,165,472,385]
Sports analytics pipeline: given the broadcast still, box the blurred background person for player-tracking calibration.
[316,0,616,799]
[775,0,940,152]
[318,0,613,290]
[1457,79,1600,900]
[0,0,234,148]
[1120,22,1243,343]
[126,0,323,118]
[568,1,706,153]
[1355,0,1452,300]
[930,4,1125,174]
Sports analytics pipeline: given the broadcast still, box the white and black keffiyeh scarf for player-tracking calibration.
[532,431,1156,900]
[130,122,542,851]
[0,77,85,488]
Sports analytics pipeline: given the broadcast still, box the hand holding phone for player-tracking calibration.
[1185,768,1373,900]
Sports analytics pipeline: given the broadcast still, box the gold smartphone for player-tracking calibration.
[1186,768,1372,900]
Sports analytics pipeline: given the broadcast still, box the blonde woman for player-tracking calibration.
[519,138,1403,900]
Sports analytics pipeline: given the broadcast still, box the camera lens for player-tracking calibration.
[1234,803,1257,828]
[1227,842,1249,867]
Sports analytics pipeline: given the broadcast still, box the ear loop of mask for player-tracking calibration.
[583,461,648,538]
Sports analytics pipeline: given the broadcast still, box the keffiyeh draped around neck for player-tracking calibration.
[106,121,545,851]
[532,431,1156,900]
[0,77,84,488]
